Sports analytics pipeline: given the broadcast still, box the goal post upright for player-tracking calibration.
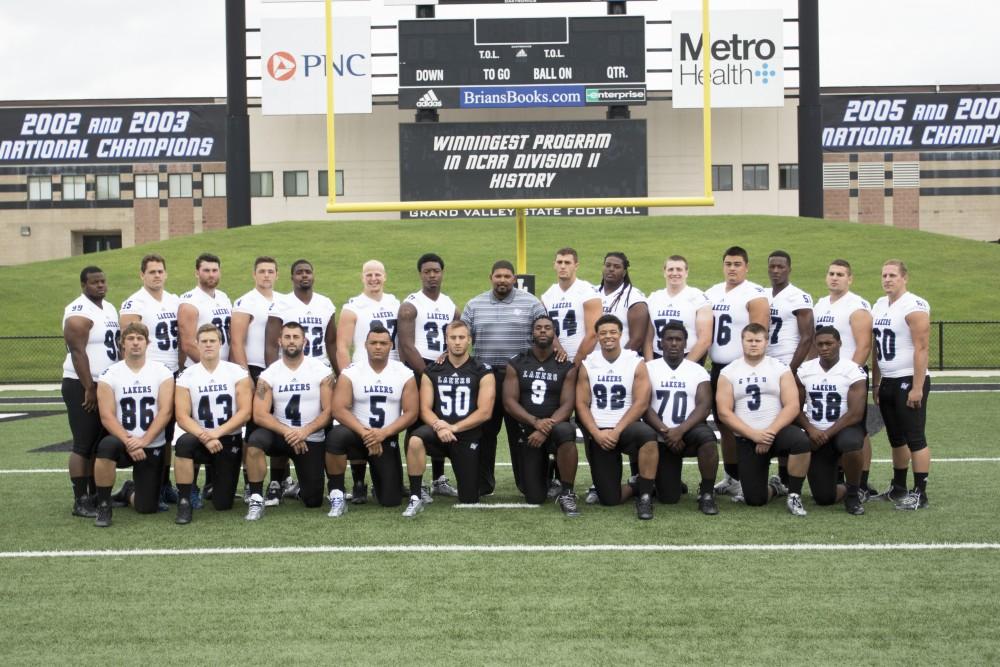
[323,0,714,272]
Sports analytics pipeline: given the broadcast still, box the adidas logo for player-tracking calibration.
[416,89,442,108]
[515,49,527,58]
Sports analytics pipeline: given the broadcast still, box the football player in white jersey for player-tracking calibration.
[813,259,877,497]
[795,326,867,515]
[245,322,334,520]
[63,266,121,518]
[595,251,648,354]
[173,324,253,524]
[706,246,771,500]
[120,253,182,509]
[576,314,658,520]
[231,256,278,378]
[644,255,712,362]
[178,253,232,368]
[644,322,719,515]
[336,259,401,370]
[92,322,174,527]
[396,252,461,499]
[540,247,601,363]
[766,251,814,371]
[262,259,339,500]
[325,325,419,516]
[870,260,931,510]
[716,323,811,516]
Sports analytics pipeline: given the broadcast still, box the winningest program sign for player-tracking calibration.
[0,105,225,165]
[398,119,647,218]
[822,93,1000,152]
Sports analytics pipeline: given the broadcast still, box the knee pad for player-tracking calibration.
[95,436,123,460]
[174,435,198,459]
[907,438,928,453]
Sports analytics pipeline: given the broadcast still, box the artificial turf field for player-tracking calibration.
[2,389,998,664]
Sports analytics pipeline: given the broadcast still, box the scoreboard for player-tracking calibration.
[398,16,646,109]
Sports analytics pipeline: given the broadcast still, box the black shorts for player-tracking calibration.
[584,421,658,506]
[655,422,718,504]
[860,365,871,436]
[736,425,811,507]
[246,428,326,508]
[410,424,480,504]
[807,424,865,505]
[513,421,577,456]
[655,421,717,457]
[513,421,577,504]
[325,425,404,507]
[174,433,243,510]
[709,362,728,424]
[878,375,930,450]
[94,435,166,514]
[62,378,106,457]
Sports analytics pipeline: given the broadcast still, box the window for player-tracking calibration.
[779,164,799,190]
[96,174,120,200]
[283,170,308,197]
[742,164,769,191]
[62,175,86,201]
[250,171,273,197]
[317,170,345,197]
[711,165,733,192]
[168,173,192,198]
[135,174,159,199]
[28,176,52,201]
[203,173,226,197]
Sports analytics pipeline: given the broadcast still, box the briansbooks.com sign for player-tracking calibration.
[399,119,647,218]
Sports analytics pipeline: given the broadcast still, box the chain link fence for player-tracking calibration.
[1,321,998,383]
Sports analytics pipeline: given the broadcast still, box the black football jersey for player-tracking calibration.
[423,357,493,440]
[508,351,574,419]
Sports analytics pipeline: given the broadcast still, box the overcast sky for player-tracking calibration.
[0,0,996,101]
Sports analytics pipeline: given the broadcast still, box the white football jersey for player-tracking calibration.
[98,360,173,447]
[796,358,866,430]
[259,357,332,442]
[179,286,232,366]
[120,288,180,372]
[646,357,710,427]
[270,292,336,363]
[341,359,414,429]
[62,295,120,380]
[813,292,871,363]
[646,286,711,356]
[768,284,813,364]
[404,290,457,361]
[232,288,279,369]
[176,360,249,436]
[720,355,789,431]
[706,280,770,365]
[871,292,930,379]
[583,348,643,429]
[541,278,601,362]
[595,283,647,350]
[342,293,401,363]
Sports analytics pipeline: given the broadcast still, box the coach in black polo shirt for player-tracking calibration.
[462,260,548,496]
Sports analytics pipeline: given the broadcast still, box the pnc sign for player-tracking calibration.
[261,17,372,115]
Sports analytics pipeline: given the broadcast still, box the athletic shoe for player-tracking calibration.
[420,485,434,504]
[72,496,97,518]
[862,483,880,500]
[203,483,214,500]
[245,494,265,521]
[844,494,865,516]
[873,483,908,503]
[894,489,928,511]
[714,474,742,497]
[161,484,179,505]
[584,485,599,505]
[242,487,252,504]
[281,477,299,499]
[175,498,193,525]
[786,493,807,517]
[264,480,283,507]
[402,494,424,518]
[731,493,745,504]
[547,479,563,500]
[190,485,204,510]
[697,492,719,516]
[94,501,112,528]
[768,475,789,498]
[111,480,134,508]
[351,482,368,505]
[432,475,460,497]
[327,489,347,518]
[557,490,581,518]
[635,493,654,520]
